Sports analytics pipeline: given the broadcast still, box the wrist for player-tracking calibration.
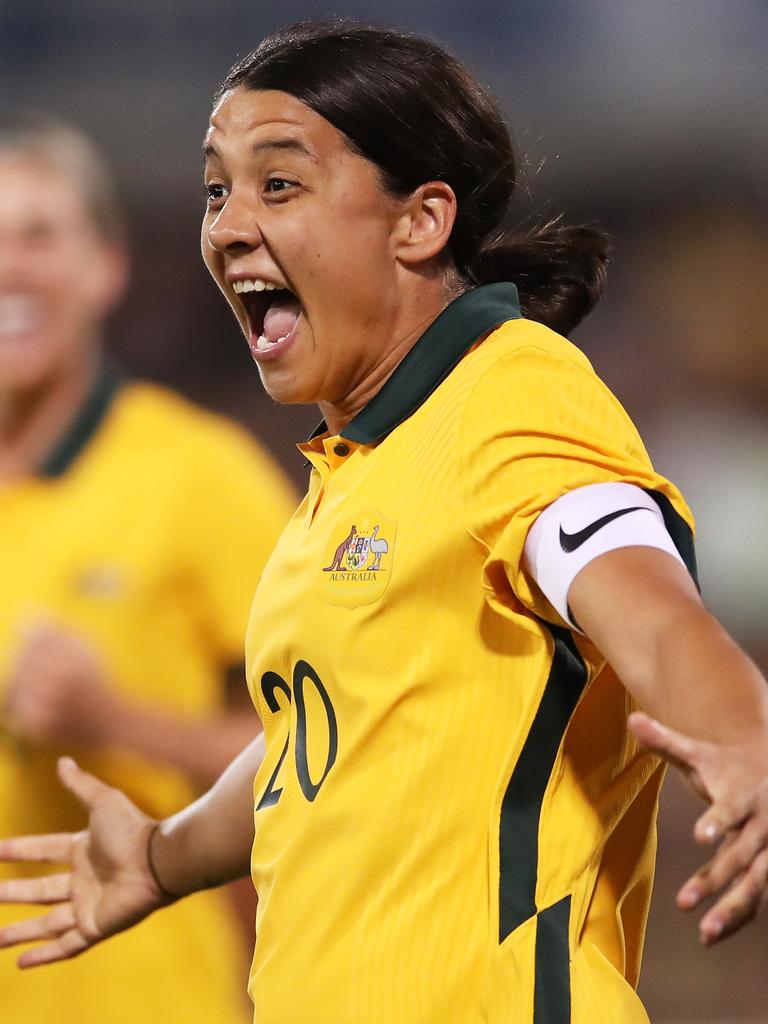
[146,822,185,902]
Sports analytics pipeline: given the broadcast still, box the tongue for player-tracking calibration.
[262,295,302,342]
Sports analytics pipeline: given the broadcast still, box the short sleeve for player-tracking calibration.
[178,422,298,663]
[459,343,693,626]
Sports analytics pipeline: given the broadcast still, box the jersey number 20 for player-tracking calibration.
[256,660,339,809]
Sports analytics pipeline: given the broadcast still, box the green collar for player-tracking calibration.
[311,283,521,445]
[41,364,123,478]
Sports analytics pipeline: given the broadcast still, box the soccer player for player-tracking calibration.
[0,113,296,1023]
[2,24,768,1023]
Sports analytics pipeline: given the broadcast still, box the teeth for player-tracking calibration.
[255,333,291,350]
[233,279,280,294]
[0,295,41,336]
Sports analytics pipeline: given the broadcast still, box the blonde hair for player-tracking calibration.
[0,111,124,243]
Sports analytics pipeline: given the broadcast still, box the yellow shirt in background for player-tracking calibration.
[0,373,297,1024]
[244,284,696,1023]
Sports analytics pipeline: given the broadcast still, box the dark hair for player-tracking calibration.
[0,109,124,243]
[219,20,609,336]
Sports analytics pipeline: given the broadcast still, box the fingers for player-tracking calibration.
[678,818,764,907]
[0,903,76,949]
[0,832,75,865]
[694,796,751,846]
[698,847,768,945]
[18,927,90,968]
[57,758,112,811]
[627,712,698,773]
[0,892,92,969]
[0,873,72,905]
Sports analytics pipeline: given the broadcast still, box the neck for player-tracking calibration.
[0,348,100,482]
[319,271,465,436]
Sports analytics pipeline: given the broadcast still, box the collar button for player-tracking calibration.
[333,443,350,457]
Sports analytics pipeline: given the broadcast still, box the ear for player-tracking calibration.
[393,181,457,266]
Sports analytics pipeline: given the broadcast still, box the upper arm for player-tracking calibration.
[568,546,703,691]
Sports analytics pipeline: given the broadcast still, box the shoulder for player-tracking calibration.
[110,381,279,473]
[103,381,296,511]
[112,381,244,445]
[460,318,641,440]
[464,316,597,383]
[454,319,656,490]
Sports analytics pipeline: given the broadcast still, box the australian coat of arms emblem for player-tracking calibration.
[323,523,390,573]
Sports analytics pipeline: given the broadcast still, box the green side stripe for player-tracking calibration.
[499,626,587,941]
[534,895,572,1023]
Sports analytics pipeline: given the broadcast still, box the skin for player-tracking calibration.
[1,87,767,970]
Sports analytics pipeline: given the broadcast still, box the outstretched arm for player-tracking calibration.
[0,733,263,968]
[569,546,768,945]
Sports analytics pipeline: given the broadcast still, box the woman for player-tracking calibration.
[1,22,768,1024]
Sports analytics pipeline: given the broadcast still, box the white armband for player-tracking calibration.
[523,482,686,632]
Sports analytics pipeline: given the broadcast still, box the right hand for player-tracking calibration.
[3,621,123,748]
[0,757,171,968]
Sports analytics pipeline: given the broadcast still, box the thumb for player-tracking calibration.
[57,757,112,812]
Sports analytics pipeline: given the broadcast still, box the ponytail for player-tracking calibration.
[464,222,611,337]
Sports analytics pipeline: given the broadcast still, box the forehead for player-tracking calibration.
[204,87,347,161]
[0,154,91,227]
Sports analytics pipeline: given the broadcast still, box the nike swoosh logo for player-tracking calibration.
[559,506,649,553]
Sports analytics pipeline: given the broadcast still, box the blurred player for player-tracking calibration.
[0,112,296,1023]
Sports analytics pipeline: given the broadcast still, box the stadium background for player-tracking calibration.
[2,1,767,1021]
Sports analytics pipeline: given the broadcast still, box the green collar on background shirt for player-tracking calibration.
[41,364,123,478]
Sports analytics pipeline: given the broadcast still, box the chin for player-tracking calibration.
[256,366,320,407]
[0,347,60,391]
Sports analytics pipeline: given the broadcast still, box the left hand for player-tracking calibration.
[3,622,121,747]
[629,710,768,946]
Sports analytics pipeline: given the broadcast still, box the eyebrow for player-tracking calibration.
[202,137,317,162]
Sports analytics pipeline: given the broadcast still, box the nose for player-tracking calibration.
[205,192,264,257]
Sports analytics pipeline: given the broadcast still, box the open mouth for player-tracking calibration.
[238,285,303,354]
[0,294,42,338]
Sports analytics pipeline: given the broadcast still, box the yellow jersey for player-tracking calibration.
[244,284,696,1023]
[0,371,297,1024]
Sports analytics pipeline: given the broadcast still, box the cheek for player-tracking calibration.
[200,223,221,280]
[301,218,392,309]
[32,237,102,302]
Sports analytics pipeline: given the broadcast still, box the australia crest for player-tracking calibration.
[320,512,396,607]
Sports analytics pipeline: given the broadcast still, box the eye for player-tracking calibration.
[264,176,298,197]
[203,182,228,206]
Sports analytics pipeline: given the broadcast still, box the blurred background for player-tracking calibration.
[2,1,767,1020]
